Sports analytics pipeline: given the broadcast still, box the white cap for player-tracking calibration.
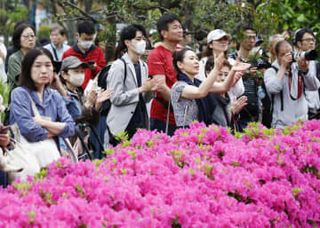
[207,29,231,44]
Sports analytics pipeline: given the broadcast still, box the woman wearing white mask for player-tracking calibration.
[57,56,112,121]
[107,24,160,145]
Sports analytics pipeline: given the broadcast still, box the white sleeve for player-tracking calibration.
[228,78,244,100]
[195,58,207,82]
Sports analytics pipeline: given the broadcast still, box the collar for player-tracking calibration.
[73,43,96,57]
[177,72,200,86]
[51,43,64,50]
[272,60,281,69]
[25,87,53,107]
[122,52,143,65]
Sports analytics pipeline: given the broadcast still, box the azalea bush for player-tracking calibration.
[0,121,320,227]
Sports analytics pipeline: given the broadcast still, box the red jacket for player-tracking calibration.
[62,45,107,89]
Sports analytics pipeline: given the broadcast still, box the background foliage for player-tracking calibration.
[1,0,319,53]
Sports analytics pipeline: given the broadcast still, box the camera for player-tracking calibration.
[292,49,318,62]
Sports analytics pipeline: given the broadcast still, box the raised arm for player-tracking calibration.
[181,53,225,99]
[210,61,249,94]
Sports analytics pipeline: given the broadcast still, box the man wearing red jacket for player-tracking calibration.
[62,20,106,89]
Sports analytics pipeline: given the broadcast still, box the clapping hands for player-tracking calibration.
[141,76,165,93]
[85,88,113,111]
[96,89,112,103]
[231,96,248,115]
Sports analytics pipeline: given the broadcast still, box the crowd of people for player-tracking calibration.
[0,13,319,185]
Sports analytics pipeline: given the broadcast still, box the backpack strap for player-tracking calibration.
[270,65,279,72]
[120,58,127,83]
[269,65,284,111]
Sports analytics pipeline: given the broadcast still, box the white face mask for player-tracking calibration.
[133,40,146,55]
[69,73,85,87]
[78,40,93,50]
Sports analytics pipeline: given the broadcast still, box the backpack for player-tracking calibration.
[261,66,283,128]
[97,58,127,116]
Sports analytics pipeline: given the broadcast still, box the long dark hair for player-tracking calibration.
[19,48,54,91]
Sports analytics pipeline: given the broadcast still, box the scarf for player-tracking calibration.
[177,72,211,125]
[288,69,304,100]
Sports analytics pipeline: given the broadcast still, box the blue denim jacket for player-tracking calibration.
[63,90,82,120]
[10,86,75,142]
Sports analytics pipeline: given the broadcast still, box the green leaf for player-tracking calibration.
[296,14,306,22]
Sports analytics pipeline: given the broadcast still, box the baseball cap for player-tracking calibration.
[207,29,231,44]
[61,56,88,72]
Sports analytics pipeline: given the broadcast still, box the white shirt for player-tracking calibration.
[43,43,70,62]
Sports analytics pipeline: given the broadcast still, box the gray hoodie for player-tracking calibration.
[264,60,320,128]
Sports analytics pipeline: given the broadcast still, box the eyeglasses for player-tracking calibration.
[246,35,256,40]
[22,34,35,40]
[301,38,315,42]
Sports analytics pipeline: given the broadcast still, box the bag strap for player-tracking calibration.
[30,99,40,117]
[21,89,41,117]
[165,99,171,134]
[269,66,284,112]
[50,44,59,61]
[155,97,174,112]
[25,91,40,117]
[120,58,127,83]
[62,138,78,162]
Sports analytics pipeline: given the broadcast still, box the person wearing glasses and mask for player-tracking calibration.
[62,20,106,90]
[7,23,36,89]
